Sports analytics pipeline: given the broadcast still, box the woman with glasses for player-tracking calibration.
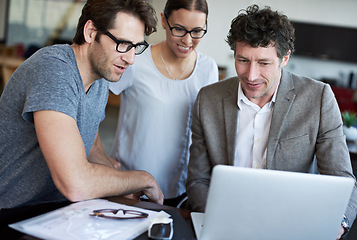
[109,0,218,207]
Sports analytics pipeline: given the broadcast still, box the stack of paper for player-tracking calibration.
[9,199,169,240]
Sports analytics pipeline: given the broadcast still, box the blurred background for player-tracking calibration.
[2,0,357,146]
[1,0,357,113]
[1,0,357,87]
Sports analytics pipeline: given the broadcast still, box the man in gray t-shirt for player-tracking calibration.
[0,0,163,209]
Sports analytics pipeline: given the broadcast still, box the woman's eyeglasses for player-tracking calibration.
[164,14,207,39]
[90,208,149,219]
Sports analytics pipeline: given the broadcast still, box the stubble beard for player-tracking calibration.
[89,51,122,82]
[242,75,279,100]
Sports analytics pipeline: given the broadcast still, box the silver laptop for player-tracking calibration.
[191,165,355,240]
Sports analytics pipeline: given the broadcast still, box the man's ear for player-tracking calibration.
[280,50,291,68]
[83,20,98,43]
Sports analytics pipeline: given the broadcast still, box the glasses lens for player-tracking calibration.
[123,209,147,217]
[117,42,132,53]
[135,44,148,55]
[171,28,187,37]
[191,30,206,38]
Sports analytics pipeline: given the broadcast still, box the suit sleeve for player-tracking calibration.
[316,84,357,224]
[186,90,212,212]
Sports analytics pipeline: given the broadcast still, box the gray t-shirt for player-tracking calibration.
[0,44,108,209]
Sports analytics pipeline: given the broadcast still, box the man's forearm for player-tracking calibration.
[34,111,160,204]
[57,161,163,204]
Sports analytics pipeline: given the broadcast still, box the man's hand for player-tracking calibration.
[139,173,164,205]
[119,176,164,204]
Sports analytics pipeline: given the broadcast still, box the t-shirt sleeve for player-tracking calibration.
[22,56,80,123]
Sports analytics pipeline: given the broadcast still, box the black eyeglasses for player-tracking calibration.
[164,14,207,39]
[104,31,149,55]
[90,208,149,219]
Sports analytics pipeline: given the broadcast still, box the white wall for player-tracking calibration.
[147,0,166,44]
[150,0,357,86]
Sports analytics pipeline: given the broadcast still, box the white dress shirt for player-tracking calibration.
[234,82,278,168]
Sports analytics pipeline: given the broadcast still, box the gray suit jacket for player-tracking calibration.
[186,70,357,223]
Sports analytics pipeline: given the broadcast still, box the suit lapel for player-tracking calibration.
[223,78,239,165]
[266,70,296,167]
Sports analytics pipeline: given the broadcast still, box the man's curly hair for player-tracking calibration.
[226,4,295,59]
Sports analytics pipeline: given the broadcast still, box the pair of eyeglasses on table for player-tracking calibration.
[90,208,149,219]
[90,208,173,240]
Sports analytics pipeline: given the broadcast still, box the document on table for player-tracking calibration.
[9,199,170,240]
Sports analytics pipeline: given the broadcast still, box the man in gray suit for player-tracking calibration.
[186,4,357,239]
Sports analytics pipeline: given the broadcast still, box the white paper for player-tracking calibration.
[9,199,170,240]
